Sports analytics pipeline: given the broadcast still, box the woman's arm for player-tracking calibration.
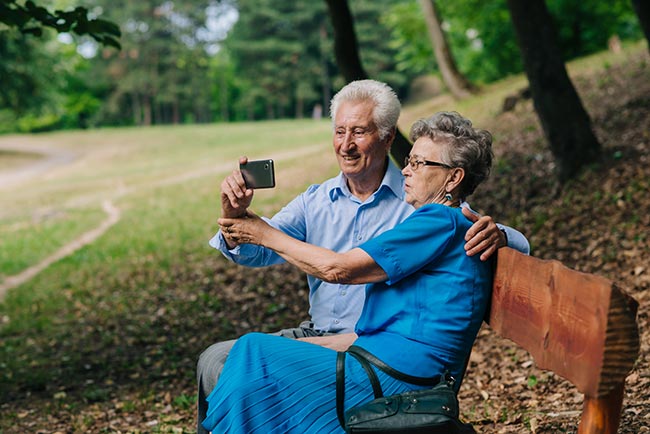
[219,211,387,284]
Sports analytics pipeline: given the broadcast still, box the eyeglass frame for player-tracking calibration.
[404,155,453,171]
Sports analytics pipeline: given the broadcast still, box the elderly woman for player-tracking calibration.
[202,111,494,433]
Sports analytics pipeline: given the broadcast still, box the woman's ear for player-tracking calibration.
[446,168,465,193]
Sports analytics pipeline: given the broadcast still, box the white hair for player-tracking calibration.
[330,80,401,141]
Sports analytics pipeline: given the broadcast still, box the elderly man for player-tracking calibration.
[197,80,529,433]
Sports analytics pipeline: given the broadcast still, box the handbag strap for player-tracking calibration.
[335,349,386,431]
[347,351,384,398]
[336,351,347,430]
[347,345,451,387]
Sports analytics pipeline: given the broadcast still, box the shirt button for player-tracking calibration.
[334,319,340,324]
[341,290,347,296]
[357,235,362,240]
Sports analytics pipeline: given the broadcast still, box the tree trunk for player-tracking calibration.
[631,0,650,53]
[323,0,367,81]
[220,73,229,122]
[154,98,162,125]
[172,99,180,124]
[319,22,332,116]
[506,0,601,182]
[131,92,141,126]
[296,95,304,119]
[324,0,411,167]
[418,0,474,99]
[142,94,152,126]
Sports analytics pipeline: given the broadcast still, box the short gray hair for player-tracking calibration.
[330,80,401,141]
[409,111,493,200]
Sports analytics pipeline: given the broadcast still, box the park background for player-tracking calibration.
[0,0,649,432]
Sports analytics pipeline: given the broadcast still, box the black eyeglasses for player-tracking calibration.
[404,155,452,171]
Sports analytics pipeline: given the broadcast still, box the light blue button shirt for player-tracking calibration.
[209,160,530,333]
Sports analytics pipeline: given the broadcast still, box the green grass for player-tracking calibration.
[0,206,106,278]
[0,119,332,274]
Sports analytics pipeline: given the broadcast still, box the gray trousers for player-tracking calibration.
[196,322,332,434]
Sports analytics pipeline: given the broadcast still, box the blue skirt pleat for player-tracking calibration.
[202,333,425,434]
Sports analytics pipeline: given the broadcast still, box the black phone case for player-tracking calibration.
[240,159,275,189]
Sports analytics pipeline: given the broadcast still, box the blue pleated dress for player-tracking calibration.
[202,204,493,433]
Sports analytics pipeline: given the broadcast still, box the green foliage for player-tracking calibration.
[381,0,641,85]
[0,0,644,131]
[0,0,121,48]
[382,0,522,84]
[223,0,416,120]
[381,3,435,76]
[547,0,642,59]
[224,0,330,120]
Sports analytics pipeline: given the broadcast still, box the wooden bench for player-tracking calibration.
[486,247,640,433]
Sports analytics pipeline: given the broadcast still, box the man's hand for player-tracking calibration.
[298,333,357,352]
[462,207,506,261]
[221,156,254,219]
[219,210,270,247]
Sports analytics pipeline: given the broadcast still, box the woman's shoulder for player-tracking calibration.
[411,204,471,232]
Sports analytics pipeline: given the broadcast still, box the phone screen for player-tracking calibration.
[240,159,275,189]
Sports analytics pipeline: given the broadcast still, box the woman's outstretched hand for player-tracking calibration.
[218,210,270,246]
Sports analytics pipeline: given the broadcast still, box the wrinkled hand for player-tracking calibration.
[462,207,506,261]
[298,333,357,352]
[218,210,270,246]
[221,156,254,219]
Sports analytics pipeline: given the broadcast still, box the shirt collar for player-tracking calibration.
[328,158,405,202]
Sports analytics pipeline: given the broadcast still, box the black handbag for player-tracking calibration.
[336,345,474,434]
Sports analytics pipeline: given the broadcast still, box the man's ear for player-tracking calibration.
[384,127,397,150]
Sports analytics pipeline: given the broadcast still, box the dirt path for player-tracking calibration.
[0,200,121,300]
[0,143,326,299]
[0,143,77,190]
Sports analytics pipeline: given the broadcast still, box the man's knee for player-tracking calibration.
[197,340,236,388]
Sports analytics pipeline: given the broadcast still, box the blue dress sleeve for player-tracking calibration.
[359,204,458,285]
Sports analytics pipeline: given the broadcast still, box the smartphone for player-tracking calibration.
[240,159,275,189]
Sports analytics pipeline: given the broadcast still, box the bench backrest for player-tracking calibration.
[488,247,639,434]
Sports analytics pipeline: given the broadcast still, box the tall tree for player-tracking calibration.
[507,0,601,182]
[418,0,474,99]
[323,0,411,167]
[630,0,650,52]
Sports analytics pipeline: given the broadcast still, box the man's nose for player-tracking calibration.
[340,132,356,151]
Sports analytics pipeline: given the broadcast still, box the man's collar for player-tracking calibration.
[328,158,405,202]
